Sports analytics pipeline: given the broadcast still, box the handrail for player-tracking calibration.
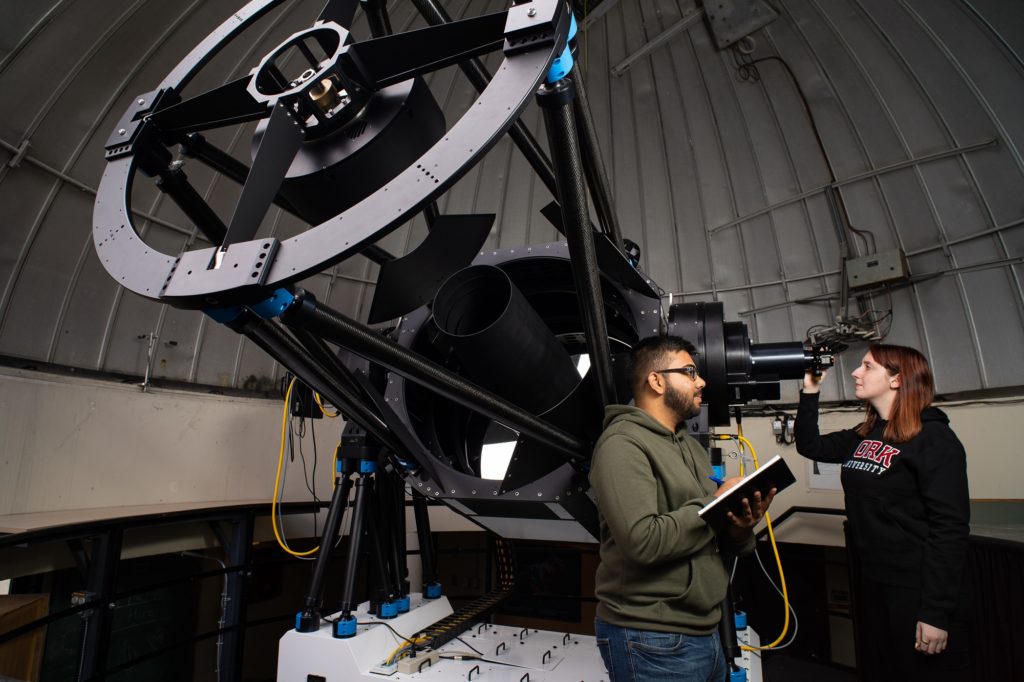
[0,500,324,657]
[755,505,846,540]
[0,500,324,549]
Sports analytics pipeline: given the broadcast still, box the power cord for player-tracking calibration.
[273,378,318,557]
[712,434,791,651]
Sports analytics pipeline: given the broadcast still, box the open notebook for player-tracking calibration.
[698,454,796,530]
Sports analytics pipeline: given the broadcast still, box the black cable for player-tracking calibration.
[341,620,419,648]
[311,414,318,535]
[453,635,484,656]
[296,413,319,536]
[438,653,528,668]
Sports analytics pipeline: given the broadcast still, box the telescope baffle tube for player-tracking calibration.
[433,265,581,415]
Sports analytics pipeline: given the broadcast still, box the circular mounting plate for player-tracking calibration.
[93,0,570,309]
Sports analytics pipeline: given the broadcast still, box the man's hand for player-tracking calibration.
[715,482,776,541]
[803,369,827,394]
[915,621,948,655]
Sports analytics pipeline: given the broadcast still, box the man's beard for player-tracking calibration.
[665,383,701,422]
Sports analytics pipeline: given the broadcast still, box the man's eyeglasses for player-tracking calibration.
[655,365,699,381]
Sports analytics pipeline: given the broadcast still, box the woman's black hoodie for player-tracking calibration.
[795,392,970,629]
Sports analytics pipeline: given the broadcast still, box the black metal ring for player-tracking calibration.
[94,0,569,309]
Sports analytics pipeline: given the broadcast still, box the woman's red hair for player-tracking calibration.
[855,344,935,443]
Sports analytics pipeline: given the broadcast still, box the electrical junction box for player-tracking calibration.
[845,249,909,289]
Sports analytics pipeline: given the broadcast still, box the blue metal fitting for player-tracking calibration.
[734,610,747,630]
[204,305,245,324]
[333,616,358,639]
[730,668,747,681]
[250,288,295,319]
[546,14,578,83]
[396,596,411,613]
[425,582,442,599]
[295,610,320,633]
[712,463,726,480]
[359,460,377,474]
[378,601,399,619]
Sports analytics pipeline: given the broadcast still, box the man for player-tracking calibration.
[590,335,774,682]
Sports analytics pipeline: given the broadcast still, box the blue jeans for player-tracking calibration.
[595,617,726,682]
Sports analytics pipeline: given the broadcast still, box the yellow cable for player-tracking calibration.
[746,504,790,651]
[313,391,340,418]
[272,378,319,557]
[712,433,791,650]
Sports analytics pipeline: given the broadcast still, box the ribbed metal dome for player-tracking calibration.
[0,0,1021,400]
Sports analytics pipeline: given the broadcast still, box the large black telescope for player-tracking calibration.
[91,0,835,542]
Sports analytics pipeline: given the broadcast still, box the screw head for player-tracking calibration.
[528,7,537,16]
[137,98,145,105]
[118,128,127,136]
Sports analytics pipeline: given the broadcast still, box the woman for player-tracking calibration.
[795,344,970,680]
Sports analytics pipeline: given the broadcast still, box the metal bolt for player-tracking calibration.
[528,7,537,16]
[137,98,145,105]
[514,491,520,496]
[118,128,126,136]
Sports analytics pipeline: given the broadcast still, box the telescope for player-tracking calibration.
[89,1,837,675]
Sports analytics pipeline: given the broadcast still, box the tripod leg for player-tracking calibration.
[413,494,441,598]
[333,474,372,638]
[365,488,398,618]
[295,472,353,632]
[385,471,411,612]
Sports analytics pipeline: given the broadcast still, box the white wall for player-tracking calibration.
[2,365,1020,526]
[0,366,338,517]
[719,400,1024,516]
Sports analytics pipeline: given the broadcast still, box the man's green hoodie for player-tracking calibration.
[589,405,754,634]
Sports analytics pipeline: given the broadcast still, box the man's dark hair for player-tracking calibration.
[628,335,698,399]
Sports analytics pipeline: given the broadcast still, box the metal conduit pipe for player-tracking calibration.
[538,78,617,408]
[288,324,367,400]
[233,314,404,455]
[570,73,623,247]
[279,292,588,460]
